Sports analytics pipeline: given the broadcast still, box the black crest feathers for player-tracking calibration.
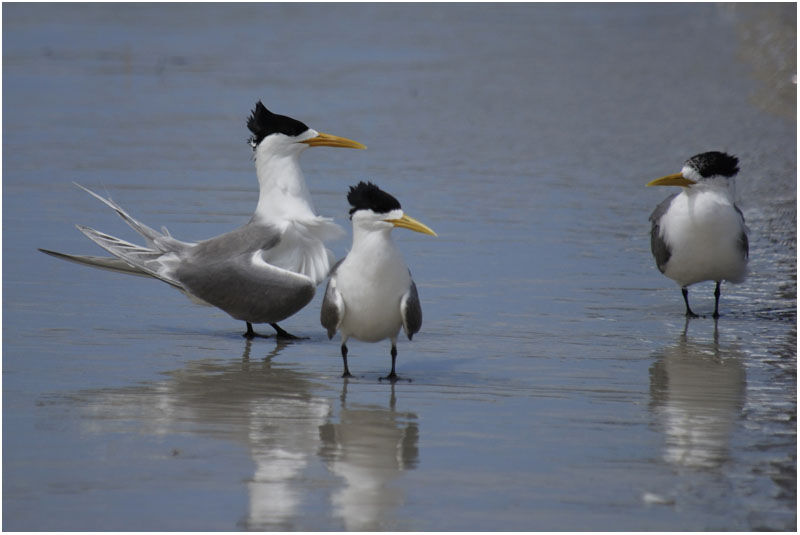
[347,182,401,216]
[685,151,739,178]
[247,101,310,147]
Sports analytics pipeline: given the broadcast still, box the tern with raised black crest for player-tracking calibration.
[40,101,365,338]
[321,182,436,381]
[647,151,748,318]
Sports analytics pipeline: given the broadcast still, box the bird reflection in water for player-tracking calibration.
[649,319,746,469]
[240,339,332,530]
[319,381,419,531]
[70,339,419,530]
[73,339,331,530]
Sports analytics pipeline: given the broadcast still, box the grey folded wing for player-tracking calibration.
[175,250,315,324]
[734,203,749,259]
[320,277,344,339]
[649,194,677,274]
[401,279,422,340]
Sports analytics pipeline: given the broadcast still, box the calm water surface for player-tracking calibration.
[3,3,796,531]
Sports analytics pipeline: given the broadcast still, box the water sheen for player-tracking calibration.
[3,3,795,531]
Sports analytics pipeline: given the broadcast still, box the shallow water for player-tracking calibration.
[3,3,796,531]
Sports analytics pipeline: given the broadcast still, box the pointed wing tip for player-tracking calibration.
[72,182,93,195]
[75,224,96,235]
[38,247,59,257]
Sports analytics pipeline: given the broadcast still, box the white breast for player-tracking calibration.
[660,189,747,287]
[335,234,411,343]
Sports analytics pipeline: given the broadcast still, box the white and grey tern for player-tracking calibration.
[321,182,437,380]
[647,151,748,318]
[40,101,365,338]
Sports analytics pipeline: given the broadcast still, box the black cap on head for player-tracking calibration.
[347,181,401,216]
[247,101,310,147]
[685,151,739,178]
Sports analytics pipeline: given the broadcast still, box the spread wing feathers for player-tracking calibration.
[76,224,183,289]
[38,248,155,278]
[400,279,422,340]
[320,277,345,339]
[74,183,190,253]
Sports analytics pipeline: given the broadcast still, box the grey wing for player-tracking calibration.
[38,248,160,279]
[734,203,749,259]
[320,266,344,339]
[401,279,423,340]
[175,250,315,324]
[649,194,677,274]
[76,225,184,288]
[188,222,281,261]
[42,185,192,288]
[75,183,190,252]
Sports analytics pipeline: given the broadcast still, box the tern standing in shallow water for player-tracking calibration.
[647,151,749,318]
[40,101,365,338]
[321,182,437,380]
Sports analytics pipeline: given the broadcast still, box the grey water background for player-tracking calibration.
[3,3,796,531]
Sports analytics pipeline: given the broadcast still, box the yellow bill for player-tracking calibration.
[301,131,366,149]
[646,172,696,187]
[385,214,437,236]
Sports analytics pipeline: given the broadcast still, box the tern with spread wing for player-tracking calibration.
[40,101,365,338]
[647,151,748,318]
[321,182,436,380]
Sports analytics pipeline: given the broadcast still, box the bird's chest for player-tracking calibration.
[661,194,741,253]
[337,249,410,338]
[660,192,745,284]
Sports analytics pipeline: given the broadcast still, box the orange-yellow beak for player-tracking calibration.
[384,214,437,237]
[300,131,366,149]
[646,172,696,187]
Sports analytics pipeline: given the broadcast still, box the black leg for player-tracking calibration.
[341,343,353,378]
[243,322,277,339]
[712,281,721,319]
[682,287,698,318]
[381,345,399,382]
[243,322,257,339]
[270,323,302,340]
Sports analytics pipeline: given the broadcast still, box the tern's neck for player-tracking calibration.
[348,227,408,285]
[253,150,317,224]
[685,177,736,201]
[351,226,397,257]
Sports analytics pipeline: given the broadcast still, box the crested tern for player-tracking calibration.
[40,101,365,338]
[321,182,436,380]
[647,151,749,318]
